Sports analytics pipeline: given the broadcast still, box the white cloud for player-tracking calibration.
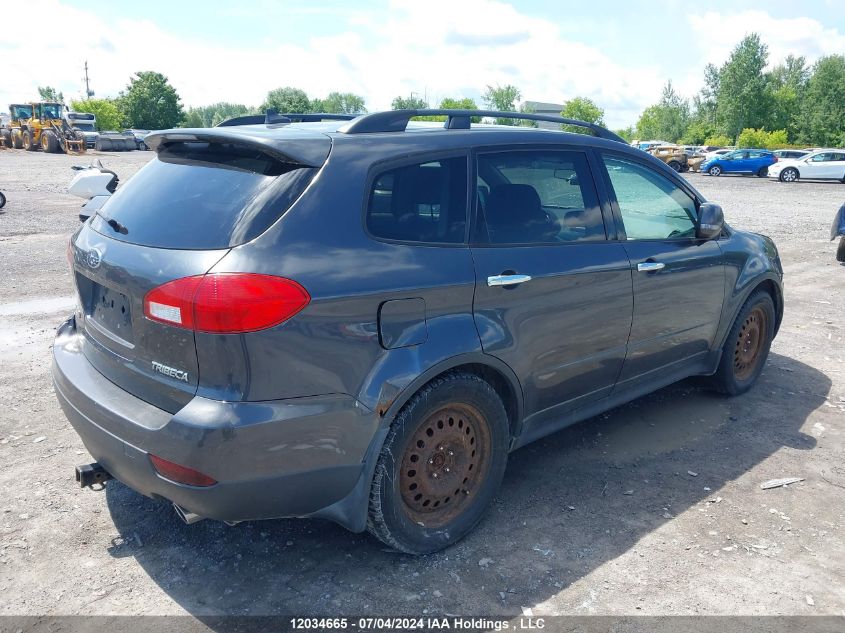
[681,10,845,95]
[8,2,842,129]
[0,0,669,128]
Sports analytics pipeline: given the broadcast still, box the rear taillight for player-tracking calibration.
[149,454,217,487]
[143,273,310,333]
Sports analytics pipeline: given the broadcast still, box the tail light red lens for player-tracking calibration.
[143,273,310,333]
[149,454,217,487]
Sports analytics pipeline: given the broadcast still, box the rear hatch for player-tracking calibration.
[69,128,330,413]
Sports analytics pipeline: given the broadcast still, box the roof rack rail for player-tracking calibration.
[338,109,627,143]
[217,111,358,127]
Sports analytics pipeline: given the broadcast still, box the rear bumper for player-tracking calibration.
[52,317,380,527]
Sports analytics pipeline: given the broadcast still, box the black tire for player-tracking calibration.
[1,129,10,148]
[779,167,799,183]
[708,165,722,176]
[756,167,768,177]
[668,160,682,172]
[837,237,845,263]
[367,372,509,554]
[10,130,23,149]
[0,191,5,208]
[22,131,37,151]
[709,290,776,395]
[41,130,58,153]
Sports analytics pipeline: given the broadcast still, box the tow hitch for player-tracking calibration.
[75,462,113,488]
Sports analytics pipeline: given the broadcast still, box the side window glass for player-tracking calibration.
[811,153,829,162]
[475,150,605,244]
[366,157,467,244]
[602,155,698,240]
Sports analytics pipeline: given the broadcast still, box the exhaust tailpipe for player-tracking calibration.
[173,504,205,525]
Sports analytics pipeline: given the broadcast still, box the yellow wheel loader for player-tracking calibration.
[3,102,86,153]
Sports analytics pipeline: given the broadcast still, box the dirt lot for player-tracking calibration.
[0,148,843,618]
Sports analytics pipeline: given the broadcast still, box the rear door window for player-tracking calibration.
[365,156,468,244]
[475,150,605,244]
[90,141,318,249]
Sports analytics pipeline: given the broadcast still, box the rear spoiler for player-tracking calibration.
[144,127,331,168]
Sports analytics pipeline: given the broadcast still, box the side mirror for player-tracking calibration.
[697,202,724,240]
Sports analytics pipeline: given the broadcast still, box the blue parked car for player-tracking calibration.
[701,149,777,177]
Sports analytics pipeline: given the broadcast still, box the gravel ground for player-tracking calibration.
[0,149,843,617]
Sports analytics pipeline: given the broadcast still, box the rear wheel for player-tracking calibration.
[779,167,799,182]
[0,191,5,208]
[837,237,845,263]
[367,372,509,554]
[1,129,10,148]
[10,130,23,149]
[708,165,722,176]
[22,131,37,151]
[668,160,682,172]
[709,290,775,395]
[756,167,768,177]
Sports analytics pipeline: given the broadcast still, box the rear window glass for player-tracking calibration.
[90,142,317,249]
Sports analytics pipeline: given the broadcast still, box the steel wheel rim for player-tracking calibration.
[399,403,492,528]
[734,306,767,381]
[710,167,720,176]
[785,170,796,182]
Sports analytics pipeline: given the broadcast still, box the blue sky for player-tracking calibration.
[7,0,845,127]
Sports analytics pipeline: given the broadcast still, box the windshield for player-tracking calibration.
[11,105,32,119]
[73,123,95,132]
[40,103,63,119]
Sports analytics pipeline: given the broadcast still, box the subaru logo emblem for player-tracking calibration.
[86,248,102,269]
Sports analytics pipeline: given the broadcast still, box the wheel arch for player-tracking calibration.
[378,353,524,442]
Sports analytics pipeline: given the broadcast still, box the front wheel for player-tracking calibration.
[709,290,775,395]
[708,165,722,176]
[367,372,509,554]
[779,167,799,183]
[668,160,682,172]
[22,131,37,151]
[837,237,845,263]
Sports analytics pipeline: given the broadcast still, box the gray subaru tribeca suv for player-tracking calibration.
[53,109,783,554]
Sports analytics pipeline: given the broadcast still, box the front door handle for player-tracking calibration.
[487,274,532,287]
[637,261,665,273]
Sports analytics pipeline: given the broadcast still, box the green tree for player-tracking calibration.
[183,103,255,127]
[560,97,604,134]
[635,81,689,142]
[795,54,845,147]
[37,86,64,103]
[313,92,366,114]
[482,84,521,124]
[768,55,808,140]
[736,128,788,149]
[69,98,123,131]
[703,134,733,147]
[391,94,428,109]
[614,125,635,142]
[262,87,311,113]
[121,71,184,129]
[716,34,773,140]
[415,97,482,122]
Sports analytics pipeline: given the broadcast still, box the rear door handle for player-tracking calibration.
[637,262,665,273]
[487,274,532,287]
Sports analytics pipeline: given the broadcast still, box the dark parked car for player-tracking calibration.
[700,149,778,177]
[54,109,784,554]
[833,202,845,262]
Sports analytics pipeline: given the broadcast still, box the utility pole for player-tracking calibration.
[83,61,94,97]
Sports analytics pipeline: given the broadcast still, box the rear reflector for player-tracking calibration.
[143,273,310,333]
[149,454,217,487]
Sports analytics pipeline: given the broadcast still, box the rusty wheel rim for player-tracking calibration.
[734,306,767,381]
[399,403,492,528]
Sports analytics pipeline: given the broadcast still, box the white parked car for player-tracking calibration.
[768,149,845,183]
[702,148,732,161]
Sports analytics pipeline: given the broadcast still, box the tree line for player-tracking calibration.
[33,32,843,148]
